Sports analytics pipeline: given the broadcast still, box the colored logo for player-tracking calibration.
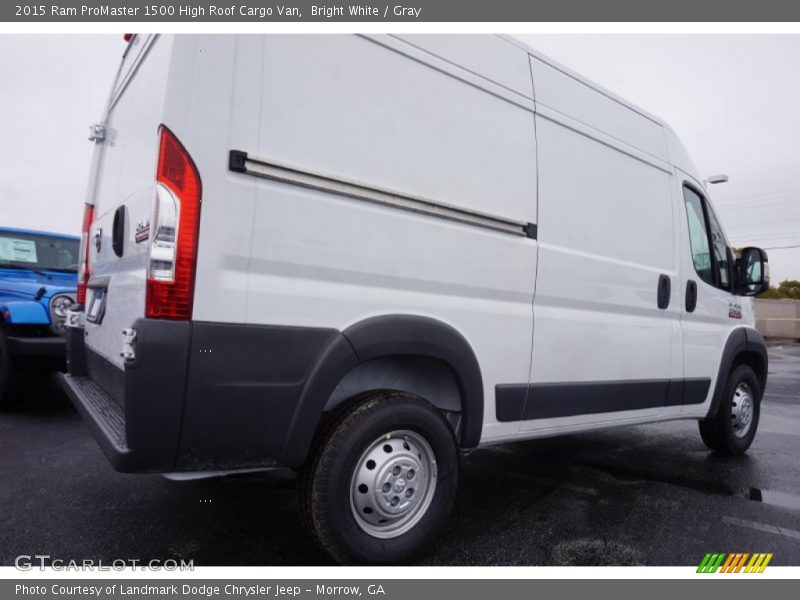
[728,301,743,319]
[697,552,773,573]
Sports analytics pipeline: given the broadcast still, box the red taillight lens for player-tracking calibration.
[145,126,202,320]
[76,203,94,305]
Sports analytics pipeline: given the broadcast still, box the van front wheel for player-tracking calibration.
[300,392,459,564]
[699,364,761,455]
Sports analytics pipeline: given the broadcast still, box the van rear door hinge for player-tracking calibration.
[88,124,106,142]
[121,328,137,362]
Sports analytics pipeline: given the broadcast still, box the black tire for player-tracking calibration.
[299,391,460,565]
[698,364,761,455]
[698,417,723,451]
[0,328,17,408]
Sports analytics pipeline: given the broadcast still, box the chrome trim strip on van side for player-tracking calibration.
[229,150,537,239]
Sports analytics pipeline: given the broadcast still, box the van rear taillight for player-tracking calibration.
[76,203,95,305]
[145,126,202,320]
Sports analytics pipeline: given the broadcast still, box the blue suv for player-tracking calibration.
[0,227,79,405]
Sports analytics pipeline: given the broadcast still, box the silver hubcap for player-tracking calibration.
[731,383,755,438]
[350,430,437,539]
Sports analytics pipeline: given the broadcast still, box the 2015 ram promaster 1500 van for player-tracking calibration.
[61,34,771,564]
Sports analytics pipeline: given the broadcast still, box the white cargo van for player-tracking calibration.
[62,34,770,564]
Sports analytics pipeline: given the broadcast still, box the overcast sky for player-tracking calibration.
[0,34,798,282]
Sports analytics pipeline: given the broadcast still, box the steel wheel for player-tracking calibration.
[731,382,755,438]
[350,430,437,539]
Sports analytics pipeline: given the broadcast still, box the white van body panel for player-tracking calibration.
[251,35,537,223]
[393,34,535,98]
[529,56,670,163]
[199,34,540,441]
[76,34,759,457]
[175,35,256,326]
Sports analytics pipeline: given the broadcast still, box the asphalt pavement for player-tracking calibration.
[1,345,799,566]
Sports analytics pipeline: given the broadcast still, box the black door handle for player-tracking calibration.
[686,279,697,313]
[112,205,125,257]
[657,274,671,309]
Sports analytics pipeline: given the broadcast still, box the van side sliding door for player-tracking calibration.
[509,56,684,434]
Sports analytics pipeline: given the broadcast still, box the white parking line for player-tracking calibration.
[723,516,800,541]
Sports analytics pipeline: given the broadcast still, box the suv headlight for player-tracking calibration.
[50,294,76,335]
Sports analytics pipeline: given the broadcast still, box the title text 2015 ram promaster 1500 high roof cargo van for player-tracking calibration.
[61,34,771,564]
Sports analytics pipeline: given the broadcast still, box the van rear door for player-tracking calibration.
[83,34,173,369]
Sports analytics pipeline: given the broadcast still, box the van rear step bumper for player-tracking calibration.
[58,372,131,470]
[60,319,194,473]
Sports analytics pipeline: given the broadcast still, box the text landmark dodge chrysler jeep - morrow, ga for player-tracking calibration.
[61,34,770,564]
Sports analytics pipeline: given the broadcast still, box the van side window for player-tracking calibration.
[683,186,714,285]
[706,204,731,290]
[683,185,732,291]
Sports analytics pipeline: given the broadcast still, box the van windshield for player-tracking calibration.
[0,231,79,273]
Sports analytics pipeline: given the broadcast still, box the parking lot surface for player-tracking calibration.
[1,345,799,566]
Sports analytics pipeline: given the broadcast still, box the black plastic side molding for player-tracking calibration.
[496,377,711,422]
[705,327,768,419]
[177,322,350,471]
[342,315,484,449]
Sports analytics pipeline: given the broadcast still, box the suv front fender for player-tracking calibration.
[1,300,50,325]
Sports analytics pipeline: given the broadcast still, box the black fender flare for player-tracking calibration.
[706,327,768,419]
[279,315,484,467]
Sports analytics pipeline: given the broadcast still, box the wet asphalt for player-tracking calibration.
[1,345,798,566]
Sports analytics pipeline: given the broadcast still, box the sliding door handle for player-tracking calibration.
[657,274,671,309]
[686,279,698,313]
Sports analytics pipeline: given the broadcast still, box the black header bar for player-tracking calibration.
[5,0,800,22]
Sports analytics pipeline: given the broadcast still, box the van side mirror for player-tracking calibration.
[738,247,770,296]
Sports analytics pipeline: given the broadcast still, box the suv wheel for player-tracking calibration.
[699,364,761,455]
[299,391,459,564]
[0,328,16,407]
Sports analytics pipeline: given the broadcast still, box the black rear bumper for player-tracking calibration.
[59,372,132,470]
[61,318,356,473]
[60,319,194,472]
